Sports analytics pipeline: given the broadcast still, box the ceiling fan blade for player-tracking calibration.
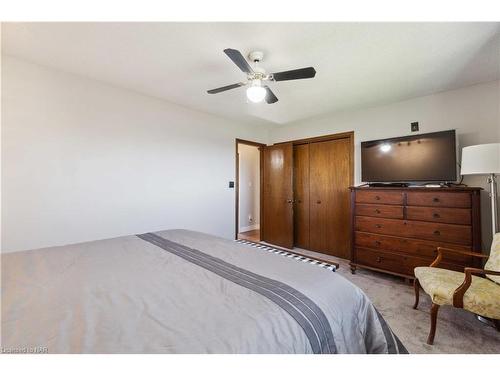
[272,67,316,82]
[264,86,278,104]
[224,48,254,74]
[207,82,245,94]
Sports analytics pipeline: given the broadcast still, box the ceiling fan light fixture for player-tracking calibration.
[246,80,266,103]
[207,48,316,104]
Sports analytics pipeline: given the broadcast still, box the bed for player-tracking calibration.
[1,229,407,354]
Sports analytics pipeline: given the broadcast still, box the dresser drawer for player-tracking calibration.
[355,190,404,205]
[355,204,404,219]
[355,216,472,245]
[355,247,429,276]
[406,206,471,225]
[354,231,472,263]
[406,191,471,208]
[354,247,465,275]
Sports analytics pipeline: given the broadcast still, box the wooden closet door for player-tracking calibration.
[309,138,351,258]
[294,144,310,249]
[262,143,294,248]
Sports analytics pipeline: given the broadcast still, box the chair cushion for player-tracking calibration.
[414,267,500,319]
[484,232,500,284]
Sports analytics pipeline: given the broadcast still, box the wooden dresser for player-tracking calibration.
[349,186,482,279]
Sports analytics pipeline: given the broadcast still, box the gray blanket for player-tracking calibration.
[1,229,407,354]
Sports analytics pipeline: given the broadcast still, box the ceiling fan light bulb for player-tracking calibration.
[246,85,266,103]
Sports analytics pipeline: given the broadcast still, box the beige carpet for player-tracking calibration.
[290,247,500,354]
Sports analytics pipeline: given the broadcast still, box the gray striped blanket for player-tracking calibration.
[2,229,407,353]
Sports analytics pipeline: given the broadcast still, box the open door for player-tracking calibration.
[261,143,294,248]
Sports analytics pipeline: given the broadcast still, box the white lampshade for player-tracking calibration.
[461,143,500,175]
[246,80,266,103]
[246,85,266,103]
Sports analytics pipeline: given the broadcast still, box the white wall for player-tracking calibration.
[3,55,499,252]
[238,144,260,232]
[1,56,270,252]
[270,81,500,248]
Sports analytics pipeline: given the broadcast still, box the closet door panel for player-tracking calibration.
[328,138,351,259]
[309,138,351,258]
[309,141,330,253]
[293,144,310,249]
[262,143,294,248]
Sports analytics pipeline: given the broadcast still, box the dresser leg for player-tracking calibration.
[350,264,356,274]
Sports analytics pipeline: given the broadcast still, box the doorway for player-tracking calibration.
[235,139,265,242]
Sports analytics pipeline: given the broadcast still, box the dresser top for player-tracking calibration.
[349,185,482,192]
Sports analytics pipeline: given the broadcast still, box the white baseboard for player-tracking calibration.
[239,224,260,233]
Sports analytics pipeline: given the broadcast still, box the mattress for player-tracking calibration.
[1,229,407,354]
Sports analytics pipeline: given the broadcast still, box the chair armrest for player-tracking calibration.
[452,268,500,308]
[430,247,489,268]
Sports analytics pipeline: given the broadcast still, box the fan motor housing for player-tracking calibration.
[248,51,264,63]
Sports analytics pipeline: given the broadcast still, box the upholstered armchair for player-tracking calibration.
[413,233,500,345]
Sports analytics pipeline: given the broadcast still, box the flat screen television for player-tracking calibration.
[361,130,457,183]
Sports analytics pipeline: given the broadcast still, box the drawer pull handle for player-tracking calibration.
[316,200,321,204]
[375,209,381,214]
[433,197,440,202]
[374,240,381,246]
[434,230,441,236]
[375,196,381,200]
[297,199,302,203]
[433,213,440,218]
[375,224,382,228]
[376,256,383,263]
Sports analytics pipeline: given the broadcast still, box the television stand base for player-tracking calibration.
[368,182,409,188]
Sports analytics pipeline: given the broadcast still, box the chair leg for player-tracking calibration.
[427,303,440,345]
[493,319,500,332]
[413,278,420,309]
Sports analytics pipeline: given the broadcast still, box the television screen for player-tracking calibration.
[361,130,457,182]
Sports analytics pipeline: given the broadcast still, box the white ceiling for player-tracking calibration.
[2,22,500,126]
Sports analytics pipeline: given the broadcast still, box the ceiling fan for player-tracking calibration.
[207,48,316,104]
